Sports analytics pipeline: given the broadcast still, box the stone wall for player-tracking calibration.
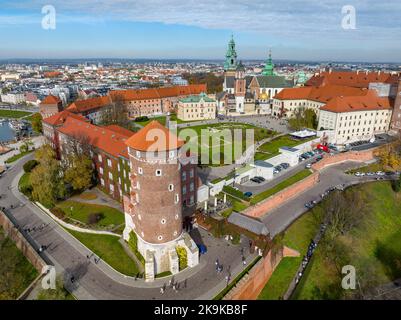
[0,210,47,272]
[311,149,376,171]
[224,246,300,300]
[243,149,377,219]
[243,172,320,218]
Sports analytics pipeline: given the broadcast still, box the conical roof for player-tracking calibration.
[125,120,184,152]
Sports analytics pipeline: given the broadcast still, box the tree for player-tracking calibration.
[30,144,66,207]
[391,175,401,192]
[23,159,39,173]
[31,113,43,133]
[182,72,223,93]
[64,153,93,192]
[288,107,318,130]
[19,139,34,154]
[375,142,401,170]
[101,94,129,128]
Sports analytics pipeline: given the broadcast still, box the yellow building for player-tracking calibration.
[177,92,216,121]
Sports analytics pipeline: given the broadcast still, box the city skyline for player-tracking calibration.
[0,0,400,63]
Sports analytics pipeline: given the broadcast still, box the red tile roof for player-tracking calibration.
[306,71,400,88]
[105,124,136,137]
[274,85,368,103]
[57,117,134,158]
[109,84,207,102]
[125,120,184,152]
[41,95,61,105]
[67,96,112,113]
[42,110,88,126]
[320,90,392,113]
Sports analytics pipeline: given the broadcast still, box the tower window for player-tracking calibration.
[138,167,143,175]
[161,219,166,225]
[175,194,179,204]
[156,169,162,176]
[168,184,174,191]
[158,235,163,241]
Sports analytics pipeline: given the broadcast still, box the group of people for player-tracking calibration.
[295,239,318,285]
[160,277,187,294]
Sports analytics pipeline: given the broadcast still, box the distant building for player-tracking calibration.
[222,36,292,114]
[1,92,25,104]
[177,92,216,121]
[0,73,20,81]
[66,95,112,124]
[109,84,207,118]
[318,91,392,145]
[272,85,369,118]
[39,95,63,119]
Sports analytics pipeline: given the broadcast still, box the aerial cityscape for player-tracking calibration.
[1,0,401,309]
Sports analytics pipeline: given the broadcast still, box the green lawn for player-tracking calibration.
[258,135,315,158]
[250,169,312,205]
[346,162,384,174]
[67,230,140,276]
[178,123,275,166]
[0,110,32,119]
[292,182,401,300]
[134,116,166,127]
[0,227,39,300]
[18,172,32,197]
[5,151,33,164]
[258,203,324,300]
[56,200,124,230]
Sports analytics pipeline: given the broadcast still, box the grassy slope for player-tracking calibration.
[67,230,139,276]
[57,200,124,228]
[292,182,401,300]
[0,227,39,299]
[258,206,323,300]
[0,110,31,118]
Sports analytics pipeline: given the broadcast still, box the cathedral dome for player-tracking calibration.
[260,92,269,100]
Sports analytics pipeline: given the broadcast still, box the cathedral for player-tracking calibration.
[219,36,293,115]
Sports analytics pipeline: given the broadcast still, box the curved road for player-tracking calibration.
[0,154,256,300]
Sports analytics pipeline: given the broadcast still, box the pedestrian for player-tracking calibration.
[242,256,247,266]
[172,284,177,292]
[160,287,165,294]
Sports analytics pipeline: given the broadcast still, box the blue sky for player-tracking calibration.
[0,0,400,62]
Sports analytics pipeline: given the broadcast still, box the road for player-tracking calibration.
[260,161,392,237]
[0,154,256,300]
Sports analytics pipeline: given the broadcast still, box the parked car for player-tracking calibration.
[307,151,314,157]
[306,163,312,169]
[250,178,261,183]
[317,144,330,153]
[244,191,253,198]
[255,176,265,182]
[280,163,290,169]
[376,171,385,176]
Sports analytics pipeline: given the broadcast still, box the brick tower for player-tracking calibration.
[235,61,246,113]
[391,78,401,133]
[123,121,199,281]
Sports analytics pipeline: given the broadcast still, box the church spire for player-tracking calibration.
[262,49,275,76]
[224,35,238,72]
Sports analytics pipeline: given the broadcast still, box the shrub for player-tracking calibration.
[23,160,39,173]
[223,185,250,201]
[87,213,104,225]
[134,116,149,122]
[50,207,66,220]
[391,178,401,193]
[128,231,145,265]
[176,246,188,270]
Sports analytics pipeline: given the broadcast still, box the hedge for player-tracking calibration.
[128,231,145,266]
[176,246,188,271]
[223,185,250,201]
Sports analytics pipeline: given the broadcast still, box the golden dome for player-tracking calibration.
[259,92,269,100]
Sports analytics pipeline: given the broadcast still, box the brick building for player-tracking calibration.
[42,112,198,207]
[122,121,199,280]
[108,84,207,118]
[66,95,113,124]
[39,95,63,119]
